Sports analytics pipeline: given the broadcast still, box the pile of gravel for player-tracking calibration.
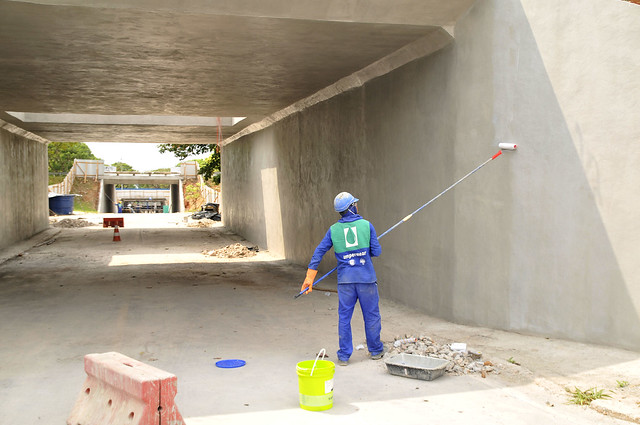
[202,243,258,258]
[386,335,501,377]
[187,218,216,228]
[51,218,94,228]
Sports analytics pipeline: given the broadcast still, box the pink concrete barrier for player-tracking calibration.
[67,352,184,425]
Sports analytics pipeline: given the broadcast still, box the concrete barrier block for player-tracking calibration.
[67,352,184,425]
[103,217,124,228]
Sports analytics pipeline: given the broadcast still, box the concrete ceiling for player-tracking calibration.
[0,0,475,145]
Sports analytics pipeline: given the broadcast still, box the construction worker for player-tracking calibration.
[301,192,384,365]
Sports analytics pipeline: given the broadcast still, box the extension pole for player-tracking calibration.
[294,150,505,299]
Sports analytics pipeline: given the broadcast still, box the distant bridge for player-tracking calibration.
[48,159,219,213]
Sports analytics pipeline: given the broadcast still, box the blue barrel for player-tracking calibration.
[49,194,75,215]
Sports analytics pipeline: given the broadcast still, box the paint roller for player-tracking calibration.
[294,143,517,298]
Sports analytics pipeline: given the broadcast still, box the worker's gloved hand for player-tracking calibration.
[300,268,318,294]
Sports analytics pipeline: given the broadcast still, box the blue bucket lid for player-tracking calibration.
[215,359,246,368]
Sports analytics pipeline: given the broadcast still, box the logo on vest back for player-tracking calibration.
[344,226,358,248]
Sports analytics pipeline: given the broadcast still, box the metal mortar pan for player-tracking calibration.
[384,353,449,381]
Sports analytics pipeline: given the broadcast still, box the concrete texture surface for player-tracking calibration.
[0,120,49,252]
[0,0,471,144]
[0,214,639,424]
[222,0,640,350]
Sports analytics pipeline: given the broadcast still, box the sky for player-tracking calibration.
[86,142,210,171]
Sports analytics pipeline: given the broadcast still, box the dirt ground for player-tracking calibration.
[1,213,639,424]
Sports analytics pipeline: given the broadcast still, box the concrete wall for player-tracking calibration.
[0,121,49,251]
[449,0,640,349]
[222,0,640,350]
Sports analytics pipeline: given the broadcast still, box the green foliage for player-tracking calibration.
[48,175,65,185]
[48,142,98,173]
[159,143,220,181]
[111,161,134,171]
[183,183,201,212]
[565,387,611,405]
[616,380,629,388]
[158,143,213,159]
[196,155,220,181]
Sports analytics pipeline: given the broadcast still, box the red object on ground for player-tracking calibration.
[113,225,121,242]
[103,217,124,228]
[67,352,185,425]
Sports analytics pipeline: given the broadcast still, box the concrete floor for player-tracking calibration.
[1,214,638,424]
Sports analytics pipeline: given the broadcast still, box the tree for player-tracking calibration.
[111,161,134,172]
[48,142,98,173]
[158,143,220,181]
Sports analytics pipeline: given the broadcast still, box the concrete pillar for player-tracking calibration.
[178,180,185,213]
[170,184,181,213]
[105,184,116,213]
[98,181,117,213]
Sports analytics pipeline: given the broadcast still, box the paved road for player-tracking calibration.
[0,214,638,424]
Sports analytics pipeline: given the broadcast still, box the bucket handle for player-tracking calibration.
[311,348,326,376]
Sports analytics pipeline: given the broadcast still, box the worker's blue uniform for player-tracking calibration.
[308,210,384,361]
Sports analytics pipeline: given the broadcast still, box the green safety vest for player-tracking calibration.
[330,219,371,254]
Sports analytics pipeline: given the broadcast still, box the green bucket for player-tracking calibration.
[296,353,335,411]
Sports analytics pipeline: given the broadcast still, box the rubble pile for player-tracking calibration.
[187,218,216,228]
[51,218,94,228]
[386,335,500,377]
[202,243,258,258]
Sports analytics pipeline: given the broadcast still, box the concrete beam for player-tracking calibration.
[223,28,454,146]
[6,0,476,26]
[0,0,467,144]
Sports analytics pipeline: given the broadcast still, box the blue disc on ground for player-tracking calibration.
[215,359,246,368]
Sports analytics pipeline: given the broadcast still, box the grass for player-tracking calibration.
[48,175,66,185]
[616,380,629,388]
[69,179,100,213]
[74,197,97,213]
[565,387,611,405]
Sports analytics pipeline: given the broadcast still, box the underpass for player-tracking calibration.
[0,1,639,423]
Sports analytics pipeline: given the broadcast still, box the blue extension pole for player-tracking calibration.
[294,150,504,299]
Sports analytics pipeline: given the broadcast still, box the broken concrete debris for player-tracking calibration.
[386,335,500,377]
[187,218,216,228]
[202,243,259,258]
[50,218,95,228]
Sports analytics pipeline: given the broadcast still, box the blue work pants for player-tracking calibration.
[337,282,383,361]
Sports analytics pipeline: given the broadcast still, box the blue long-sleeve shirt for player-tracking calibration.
[308,212,381,284]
